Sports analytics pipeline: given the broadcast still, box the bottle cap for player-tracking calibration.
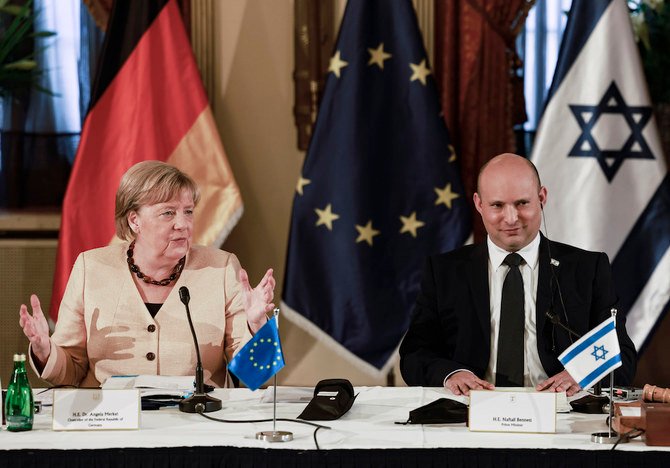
[13,353,26,362]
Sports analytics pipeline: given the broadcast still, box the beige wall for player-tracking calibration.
[211,0,402,387]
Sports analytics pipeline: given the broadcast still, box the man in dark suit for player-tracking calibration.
[399,153,636,396]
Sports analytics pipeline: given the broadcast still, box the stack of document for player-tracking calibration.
[102,375,195,397]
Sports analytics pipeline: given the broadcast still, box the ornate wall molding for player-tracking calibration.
[190,0,216,109]
[293,0,335,151]
[413,0,434,67]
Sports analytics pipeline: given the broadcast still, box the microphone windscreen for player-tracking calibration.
[545,309,559,324]
[179,286,190,305]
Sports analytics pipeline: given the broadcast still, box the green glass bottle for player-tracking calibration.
[4,353,33,432]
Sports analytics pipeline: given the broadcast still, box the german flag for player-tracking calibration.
[50,0,242,320]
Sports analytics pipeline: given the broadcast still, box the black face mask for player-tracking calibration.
[396,398,468,425]
[297,379,357,421]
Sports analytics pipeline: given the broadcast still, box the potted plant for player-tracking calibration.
[0,0,54,98]
[1,0,56,207]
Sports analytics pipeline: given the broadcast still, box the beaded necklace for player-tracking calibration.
[126,241,185,286]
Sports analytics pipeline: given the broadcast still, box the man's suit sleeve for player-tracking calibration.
[399,256,478,386]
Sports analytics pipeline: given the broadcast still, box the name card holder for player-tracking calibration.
[52,389,140,431]
[469,390,556,433]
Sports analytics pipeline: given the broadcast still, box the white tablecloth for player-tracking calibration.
[1,386,666,452]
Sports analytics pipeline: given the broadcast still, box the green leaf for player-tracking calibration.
[3,59,37,70]
[0,5,25,16]
[0,0,55,96]
[32,30,57,38]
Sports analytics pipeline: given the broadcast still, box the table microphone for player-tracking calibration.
[545,309,581,341]
[178,286,222,413]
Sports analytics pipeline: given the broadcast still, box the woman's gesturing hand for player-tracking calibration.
[18,294,51,366]
[240,268,276,333]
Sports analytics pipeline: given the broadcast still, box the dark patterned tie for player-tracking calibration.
[495,253,525,387]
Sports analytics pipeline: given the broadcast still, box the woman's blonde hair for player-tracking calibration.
[115,161,201,241]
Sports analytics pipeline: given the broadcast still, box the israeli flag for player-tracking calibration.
[558,317,622,390]
[531,0,670,352]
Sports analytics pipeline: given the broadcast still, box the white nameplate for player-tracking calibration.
[469,390,556,433]
[52,389,140,431]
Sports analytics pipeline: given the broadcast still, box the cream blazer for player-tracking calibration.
[31,243,252,388]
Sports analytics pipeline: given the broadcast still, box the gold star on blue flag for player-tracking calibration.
[281,0,471,375]
[228,316,285,391]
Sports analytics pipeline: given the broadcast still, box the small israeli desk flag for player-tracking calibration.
[558,316,622,391]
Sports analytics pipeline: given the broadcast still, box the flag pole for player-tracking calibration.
[591,308,627,444]
[273,373,277,433]
[256,308,293,442]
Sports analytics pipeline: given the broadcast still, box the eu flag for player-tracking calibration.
[228,316,285,391]
[281,0,471,375]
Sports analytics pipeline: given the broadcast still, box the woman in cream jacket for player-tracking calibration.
[19,161,275,388]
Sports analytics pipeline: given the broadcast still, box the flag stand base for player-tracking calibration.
[256,431,293,442]
[591,431,625,444]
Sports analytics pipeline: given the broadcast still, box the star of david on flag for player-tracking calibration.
[591,344,608,361]
[228,315,285,391]
[568,81,654,182]
[558,316,622,390]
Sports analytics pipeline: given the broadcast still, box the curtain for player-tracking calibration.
[0,0,190,209]
[434,0,534,241]
[0,0,103,208]
[83,0,191,35]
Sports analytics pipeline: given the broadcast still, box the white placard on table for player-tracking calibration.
[469,390,556,433]
[52,389,140,431]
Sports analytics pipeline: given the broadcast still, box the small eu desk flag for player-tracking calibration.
[558,316,622,391]
[281,0,471,376]
[228,316,285,391]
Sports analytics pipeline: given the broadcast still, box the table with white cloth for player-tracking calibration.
[1,386,668,467]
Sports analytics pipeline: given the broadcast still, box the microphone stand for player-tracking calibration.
[179,287,222,413]
[545,309,581,340]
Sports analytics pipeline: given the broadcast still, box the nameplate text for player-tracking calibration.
[469,390,556,433]
[52,389,140,431]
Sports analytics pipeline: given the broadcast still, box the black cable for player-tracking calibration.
[611,428,645,450]
[541,207,573,344]
[35,385,78,406]
[36,385,77,394]
[313,425,325,450]
[195,411,331,450]
[36,386,331,448]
